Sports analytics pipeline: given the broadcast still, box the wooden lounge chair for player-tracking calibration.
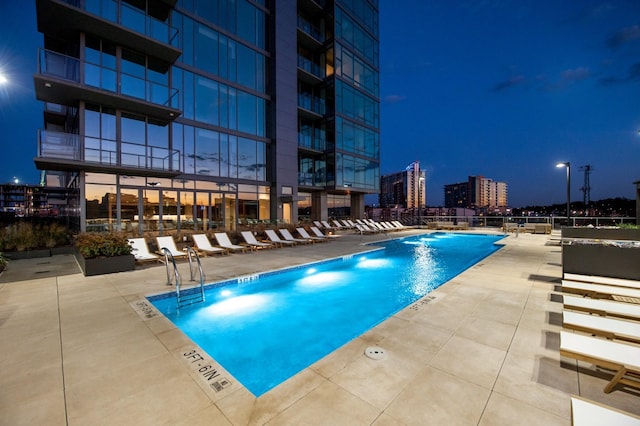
[241,231,274,250]
[564,273,640,289]
[213,232,249,253]
[562,310,640,344]
[128,238,162,263]
[155,236,188,260]
[562,280,640,302]
[570,395,640,425]
[264,229,296,247]
[560,330,640,393]
[192,234,229,256]
[310,226,340,238]
[296,227,327,242]
[279,228,313,244]
[563,294,640,322]
[321,220,336,230]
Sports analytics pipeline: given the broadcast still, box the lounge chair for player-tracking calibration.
[213,232,249,253]
[241,231,274,249]
[392,221,407,230]
[296,227,327,242]
[310,226,340,238]
[564,273,640,289]
[264,229,296,247]
[192,234,229,256]
[355,224,379,234]
[321,220,336,230]
[570,395,640,425]
[156,236,188,260]
[563,294,640,321]
[128,238,162,263]
[562,280,640,302]
[559,330,640,393]
[562,310,640,344]
[279,228,313,244]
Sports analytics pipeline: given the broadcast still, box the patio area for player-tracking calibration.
[1,229,638,425]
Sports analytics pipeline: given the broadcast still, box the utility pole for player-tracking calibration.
[579,165,593,212]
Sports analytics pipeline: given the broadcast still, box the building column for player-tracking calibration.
[312,192,328,221]
[635,180,640,225]
[350,193,365,219]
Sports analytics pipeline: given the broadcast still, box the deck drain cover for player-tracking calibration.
[365,346,387,360]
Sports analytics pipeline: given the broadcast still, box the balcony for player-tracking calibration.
[36,0,181,66]
[298,93,326,118]
[297,16,324,49]
[298,56,325,84]
[298,172,326,188]
[34,49,180,123]
[298,133,326,151]
[35,130,181,178]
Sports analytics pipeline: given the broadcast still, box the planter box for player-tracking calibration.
[562,228,640,280]
[75,252,135,276]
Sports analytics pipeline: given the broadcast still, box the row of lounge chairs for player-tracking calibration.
[560,273,640,424]
[127,226,338,263]
[427,221,469,230]
[316,219,407,234]
[559,272,640,395]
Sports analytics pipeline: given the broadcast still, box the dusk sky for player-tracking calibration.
[1,1,638,207]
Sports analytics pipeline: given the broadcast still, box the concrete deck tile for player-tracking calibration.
[385,366,491,425]
[479,392,567,425]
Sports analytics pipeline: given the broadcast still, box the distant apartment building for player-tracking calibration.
[379,161,426,208]
[444,176,508,209]
[33,0,380,233]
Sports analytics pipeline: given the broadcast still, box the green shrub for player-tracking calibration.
[75,232,132,259]
[0,221,72,251]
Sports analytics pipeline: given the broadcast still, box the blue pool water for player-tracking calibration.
[150,232,504,396]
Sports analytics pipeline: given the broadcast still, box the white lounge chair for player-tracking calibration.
[128,238,162,263]
[570,395,640,425]
[560,330,640,393]
[321,220,336,230]
[241,231,274,249]
[564,273,640,289]
[156,236,188,260]
[562,280,640,302]
[355,224,379,234]
[296,227,327,242]
[279,228,312,244]
[563,310,640,344]
[310,226,340,238]
[264,229,296,247]
[563,294,640,322]
[392,221,407,230]
[214,232,249,253]
[192,234,228,256]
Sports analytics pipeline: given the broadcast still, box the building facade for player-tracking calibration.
[33,0,379,234]
[444,176,508,210]
[379,161,426,208]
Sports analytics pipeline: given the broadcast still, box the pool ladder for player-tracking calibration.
[161,247,206,308]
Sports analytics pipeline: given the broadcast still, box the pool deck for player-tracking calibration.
[1,229,639,425]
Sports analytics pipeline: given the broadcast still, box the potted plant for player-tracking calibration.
[74,232,135,276]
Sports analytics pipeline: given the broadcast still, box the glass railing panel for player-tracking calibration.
[60,0,179,47]
[39,49,178,108]
[38,130,181,172]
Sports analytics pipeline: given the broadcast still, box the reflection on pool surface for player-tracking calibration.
[150,232,504,396]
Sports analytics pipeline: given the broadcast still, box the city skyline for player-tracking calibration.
[1,1,639,208]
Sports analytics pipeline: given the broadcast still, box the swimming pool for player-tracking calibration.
[150,232,504,396]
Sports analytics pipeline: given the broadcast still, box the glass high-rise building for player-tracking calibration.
[33,0,379,233]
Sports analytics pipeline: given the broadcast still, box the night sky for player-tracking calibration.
[0,1,638,207]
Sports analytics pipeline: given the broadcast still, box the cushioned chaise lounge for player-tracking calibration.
[192,234,229,256]
[570,395,640,425]
[560,330,640,393]
[128,238,162,263]
[563,294,640,322]
[563,310,640,344]
[156,236,188,260]
[279,228,313,244]
[240,231,274,250]
[214,232,249,253]
[264,229,296,247]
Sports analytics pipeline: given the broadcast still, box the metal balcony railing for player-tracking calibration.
[38,49,179,108]
[38,130,181,172]
[63,0,179,46]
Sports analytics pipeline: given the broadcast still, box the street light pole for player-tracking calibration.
[556,162,571,220]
